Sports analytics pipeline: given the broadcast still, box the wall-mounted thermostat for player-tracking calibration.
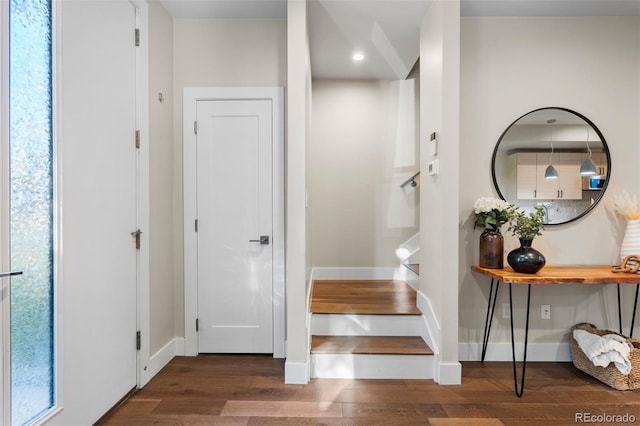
[428,159,439,175]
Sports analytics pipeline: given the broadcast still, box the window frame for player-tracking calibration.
[0,1,62,424]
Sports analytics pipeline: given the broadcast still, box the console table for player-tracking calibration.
[471,265,640,397]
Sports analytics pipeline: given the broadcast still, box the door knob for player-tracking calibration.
[249,236,269,245]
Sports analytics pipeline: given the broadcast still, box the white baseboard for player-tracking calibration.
[140,338,180,386]
[285,360,309,384]
[416,290,439,355]
[459,342,572,362]
[311,267,402,280]
[436,361,462,385]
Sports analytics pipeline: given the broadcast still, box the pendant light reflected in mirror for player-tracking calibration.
[545,144,558,179]
[580,126,597,175]
[545,120,558,179]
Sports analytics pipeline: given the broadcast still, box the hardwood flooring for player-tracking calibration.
[310,280,421,315]
[100,355,640,425]
[311,336,433,355]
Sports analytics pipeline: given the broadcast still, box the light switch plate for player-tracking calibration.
[429,132,438,156]
[428,159,440,175]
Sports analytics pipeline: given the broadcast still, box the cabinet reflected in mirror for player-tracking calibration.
[492,107,611,225]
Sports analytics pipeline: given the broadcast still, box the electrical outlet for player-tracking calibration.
[541,304,551,320]
[502,303,511,319]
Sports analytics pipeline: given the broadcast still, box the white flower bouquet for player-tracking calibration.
[473,197,515,231]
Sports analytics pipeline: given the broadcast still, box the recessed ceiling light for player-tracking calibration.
[352,52,365,62]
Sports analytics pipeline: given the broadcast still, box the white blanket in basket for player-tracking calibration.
[573,329,633,375]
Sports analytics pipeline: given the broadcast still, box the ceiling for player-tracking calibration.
[160,0,640,80]
[160,0,287,19]
[462,0,640,16]
[307,1,429,79]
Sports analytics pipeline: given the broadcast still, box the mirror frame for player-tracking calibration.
[491,107,611,226]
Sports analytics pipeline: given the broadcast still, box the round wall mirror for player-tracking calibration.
[492,107,611,225]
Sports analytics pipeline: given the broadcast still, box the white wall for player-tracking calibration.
[420,0,461,384]
[459,17,640,358]
[148,0,174,356]
[310,80,419,267]
[172,18,287,338]
[285,0,312,384]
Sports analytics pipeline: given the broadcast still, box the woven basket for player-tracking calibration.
[570,323,640,390]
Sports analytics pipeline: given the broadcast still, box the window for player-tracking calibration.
[8,0,55,424]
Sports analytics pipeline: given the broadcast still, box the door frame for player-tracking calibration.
[0,1,64,423]
[131,0,151,388]
[183,87,285,358]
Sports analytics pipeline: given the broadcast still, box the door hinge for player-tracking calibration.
[196,318,199,332]
[136,330,141,350]
[194,121,198,134]
[131,229,142,250]
[135,130,141,149]
[195,219,198,232]
[135,28,140,47]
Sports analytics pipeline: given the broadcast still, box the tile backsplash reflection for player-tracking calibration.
[516,191,600,224]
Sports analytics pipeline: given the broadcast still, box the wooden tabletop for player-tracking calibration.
[471,265,640,284]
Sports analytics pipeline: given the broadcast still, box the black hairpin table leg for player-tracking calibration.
[618,284,623,335]
[481,278,500,361]
[617,283,640,338]
[509,282,531,398]
[629,284,639,338]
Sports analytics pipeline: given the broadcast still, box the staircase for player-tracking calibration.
[397,232,420,281]
[309,278,434,379]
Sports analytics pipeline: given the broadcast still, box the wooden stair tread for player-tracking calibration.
[311,336,433,355]
[310,280,421,315]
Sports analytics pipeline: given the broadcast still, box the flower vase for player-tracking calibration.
[507,238,546,274]
[479,229,504,269]
[620,219,640,264]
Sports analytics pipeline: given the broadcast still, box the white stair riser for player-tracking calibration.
[311,353,434,379]
[311,314,422,336]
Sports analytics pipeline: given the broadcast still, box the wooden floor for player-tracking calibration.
[310,280,421,315]
[311,336,434,355]
[100,355,640,425]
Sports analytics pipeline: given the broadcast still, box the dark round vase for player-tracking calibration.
[507,238,546,274]
[479,229,504,269]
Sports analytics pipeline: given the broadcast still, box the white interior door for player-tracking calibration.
[54,1,138,423]
[196,99,273,353]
